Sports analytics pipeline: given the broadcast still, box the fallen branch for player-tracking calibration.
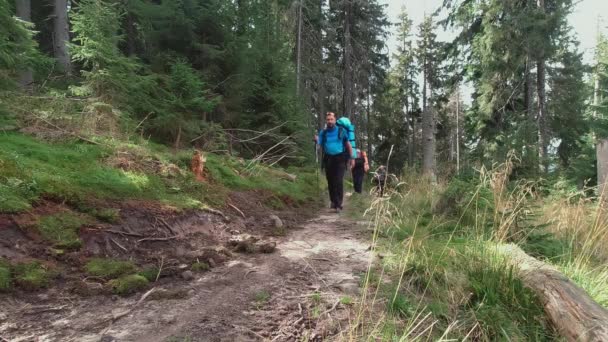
[23,304,69,315]
[92,228,143,238]
[202,207,228,220]
[133,112,153,133]
[311,258,331,262]
[228,202,246,218]
[158,217,178,235]
[232,324,266,341]
[33,115,100,145]
[496,244,608,341]
[110,238,128,252]
[111,287,157,322]
[137,235,179,243]
[319,299,340,317]
[244,269,257,279]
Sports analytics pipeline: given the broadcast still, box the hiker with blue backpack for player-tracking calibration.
[315,112,356,213]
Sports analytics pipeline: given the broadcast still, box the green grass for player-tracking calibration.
[85,258,136,279]
[13,261,55,290]
[0,133,319,214]
[352,175,560,341]
[36,212,87,249]
[253,289,271,309]
[340,296,354,305]
[0,258,11,291]
[109,274,149,295]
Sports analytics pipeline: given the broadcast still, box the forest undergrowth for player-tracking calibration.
[344,157,608,341]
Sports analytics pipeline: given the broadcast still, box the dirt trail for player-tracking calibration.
[1,200,373,342]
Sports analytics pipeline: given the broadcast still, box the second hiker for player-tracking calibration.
[316,112,355,213]
[352,148,369,194]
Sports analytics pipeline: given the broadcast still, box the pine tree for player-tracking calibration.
[0,0,40,89]
[417,15,440,177]
[393,7,419,167]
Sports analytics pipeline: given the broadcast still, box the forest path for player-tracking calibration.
[2,197,373,342]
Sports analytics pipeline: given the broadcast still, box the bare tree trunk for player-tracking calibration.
[16,0,34,88]
[404,42,411,167]
[367,83,372,162]
[53,0,71,75]
[318,77,326,129]
[342,0,353,119]
[597,140,608,200]
[408,68,415,166]
[421,53,435,177]
[456,87,460,173]
[174,124,182,151]
[295,0,303,96]
[595,68,608,200]
[524,53,536,166]
[537,0,548,174]
[126,12,137,57]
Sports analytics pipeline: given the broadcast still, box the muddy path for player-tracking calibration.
[1,201,373,342]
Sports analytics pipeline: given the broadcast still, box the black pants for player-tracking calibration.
[324,154,347,208]
[352,164,365,194]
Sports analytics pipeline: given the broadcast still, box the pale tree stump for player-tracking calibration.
[191,150,206,182]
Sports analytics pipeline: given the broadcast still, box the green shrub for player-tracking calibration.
[388,292,414,318]
[109,274,149,295]
[85,258,136,279]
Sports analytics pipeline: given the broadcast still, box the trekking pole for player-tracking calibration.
[314,131,321,196]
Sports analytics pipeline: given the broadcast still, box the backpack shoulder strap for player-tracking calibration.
[320,128,327,146]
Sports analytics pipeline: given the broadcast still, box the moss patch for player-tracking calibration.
[13,261,54,290]
[138,266,160,282]
[36,212,87,249]
[191,261,209,272]
[85,258,136,279]
[0,258,11,291]
[109,274,149,295]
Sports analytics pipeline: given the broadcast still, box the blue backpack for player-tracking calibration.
[337,117,357,158]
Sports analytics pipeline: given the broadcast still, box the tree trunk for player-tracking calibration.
[53,0,71,74]
[367,83,372,162]
[496,244,608,341]
[295,0,303,97]
[524,53,536,167]
[596,74,608,200]
[16,0,34,88]
[421,54,435,177]
[597,140,608,199]
[342,0,353,119]
[126,11,137,57]
[456,87,460,173]
[174,124,182,151]
[318,78,326,129]
[537,0,548,174]
[408,67,415,167]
